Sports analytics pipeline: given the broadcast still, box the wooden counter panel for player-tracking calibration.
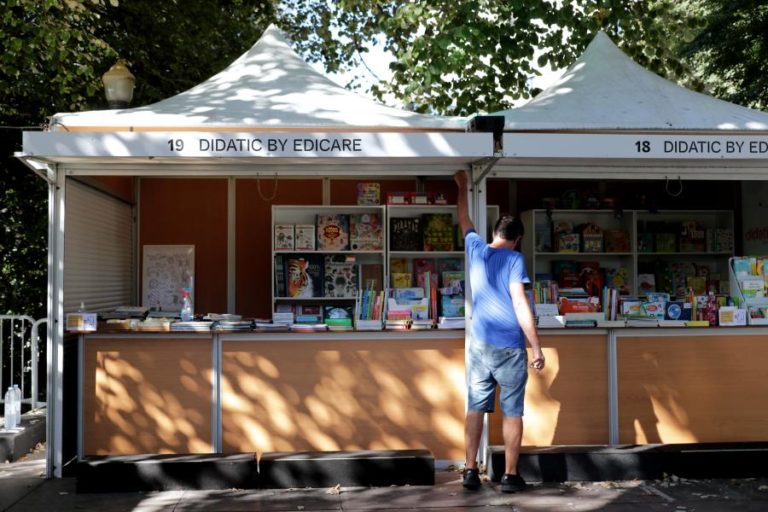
[618,334,768,444]
[83,338,213,455]
[488,334,610,447]
[221,337,465,460]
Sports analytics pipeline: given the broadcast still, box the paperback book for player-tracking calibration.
[421,213,455,251]
[286,255,323,298]
[390,217,421,251]
[317,214,350,251]
[324,255,359,298]
[350,213,383,251]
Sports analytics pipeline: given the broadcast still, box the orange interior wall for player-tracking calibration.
[82,176,135,204]
[330,179,417,205]
[139,179,228,314]
[236,178,323,318]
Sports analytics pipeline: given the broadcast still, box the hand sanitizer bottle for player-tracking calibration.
[180,289,193,322]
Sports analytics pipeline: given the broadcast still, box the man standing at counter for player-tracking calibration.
[453,170,545,493]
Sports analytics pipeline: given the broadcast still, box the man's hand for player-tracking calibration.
[454,170,468,189]
[529,348,546,371]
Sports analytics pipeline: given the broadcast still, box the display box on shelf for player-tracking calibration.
[65,312,97,332]
[356,183,381,205]
[294,224,316,251]
[718,306,747,326]
[557,233,580,253]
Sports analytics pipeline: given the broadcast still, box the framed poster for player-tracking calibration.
[142,245,195,311]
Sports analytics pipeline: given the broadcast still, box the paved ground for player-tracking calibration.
[3,451,768,511]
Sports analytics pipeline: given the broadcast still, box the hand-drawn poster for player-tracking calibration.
[142,245,195,311]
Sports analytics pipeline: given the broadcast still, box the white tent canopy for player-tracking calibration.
[486,32,768,179]
[493,31,768,132]
[50,24,465,132]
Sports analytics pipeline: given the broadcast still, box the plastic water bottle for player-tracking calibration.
[12,385,21,427]
[180,289,193,322]
[4,387,17,430]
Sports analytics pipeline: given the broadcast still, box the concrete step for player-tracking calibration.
[0,409,46,463]
[259,449,435,488]
[76,453,259,492]
[488,442,768,482]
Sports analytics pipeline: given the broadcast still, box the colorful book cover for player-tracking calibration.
[294,224,316,251]
[414,258,438,291]
[274,224,295,251]
[356,182,381,205]
[441,271,465,295]
[604,267,630,295]
[350,213,383,251]
[421,213,455,251]
[390,258,410,273]
[316,214,350,251]
[389,217,421,251]
[437,257,463,273]
[286,255,323,298]
[324,255,359,297]
[440,295,465,317]
[323,304,354,321]
[391,272,413,288]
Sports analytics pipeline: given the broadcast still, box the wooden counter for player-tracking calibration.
[616,328,768,444]
[82,334,214,455]
[219,331,466,460]
[488,330,610,447]
[80,327,768,460]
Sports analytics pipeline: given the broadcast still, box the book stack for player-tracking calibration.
[213,320,254,332]
[290,323,329,332]
[437,316,465,330]
[170,321,213,332]
[385,299,413,330]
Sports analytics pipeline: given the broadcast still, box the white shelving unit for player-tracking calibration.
[271,205,386,312]
[521,209,734,296]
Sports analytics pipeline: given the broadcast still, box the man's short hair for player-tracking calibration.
[493,214,524,241]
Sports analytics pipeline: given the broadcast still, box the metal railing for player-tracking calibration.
[1,315,47,410]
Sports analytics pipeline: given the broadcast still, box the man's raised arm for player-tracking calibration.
[453,170,475,235]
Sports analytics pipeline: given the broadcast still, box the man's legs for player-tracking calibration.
[464,410,485,469]
[502,415,523,474]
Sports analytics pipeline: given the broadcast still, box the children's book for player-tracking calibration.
[390,258,410,273]
[421,213,455,251]
[323,304,354,321]
[274,224,295,251]
[294,224,316,251]
[391,272,413,288]
[356,182,381,205]
[414,258,438,291]
[390,217,421,251]
[286,255,323,298]
[350,213,383,251]
[441,271,465,295]
[437,257,463,273]
[317,214,350,251]
[323,255,359,297]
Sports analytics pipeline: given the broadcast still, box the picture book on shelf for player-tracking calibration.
[390,217,421,251]
[437,257,463,273]
[441,271,465,295]
[323,304,354,321]
[286,255,323,298]
[316,214,350,251]
[324,255,359,297]
[350,213,383,251]
[294,224,316,251]
[421,213,455,251]
[391,272,412,288]
[356,182,381,205]
[390,258,410,273]
[274,224,295,251]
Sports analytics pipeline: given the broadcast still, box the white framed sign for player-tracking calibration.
[142,245,195,311]
[23,131,492,158]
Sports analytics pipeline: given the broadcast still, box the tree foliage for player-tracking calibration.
[684,0,768,110]
[0,0,275,316]
[281,0,702,115]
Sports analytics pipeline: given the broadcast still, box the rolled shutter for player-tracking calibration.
[64,180,134,313]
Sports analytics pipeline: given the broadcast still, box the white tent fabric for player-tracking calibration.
[51,25,465,132]
[493,32,768,132]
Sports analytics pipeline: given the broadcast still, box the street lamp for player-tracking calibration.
[102,60,135,108]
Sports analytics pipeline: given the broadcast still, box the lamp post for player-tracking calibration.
[102,60,135,108]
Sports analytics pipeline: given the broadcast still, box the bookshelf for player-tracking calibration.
[521,209,734,296]
[272,205,386,324]
[386,205,466,322]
